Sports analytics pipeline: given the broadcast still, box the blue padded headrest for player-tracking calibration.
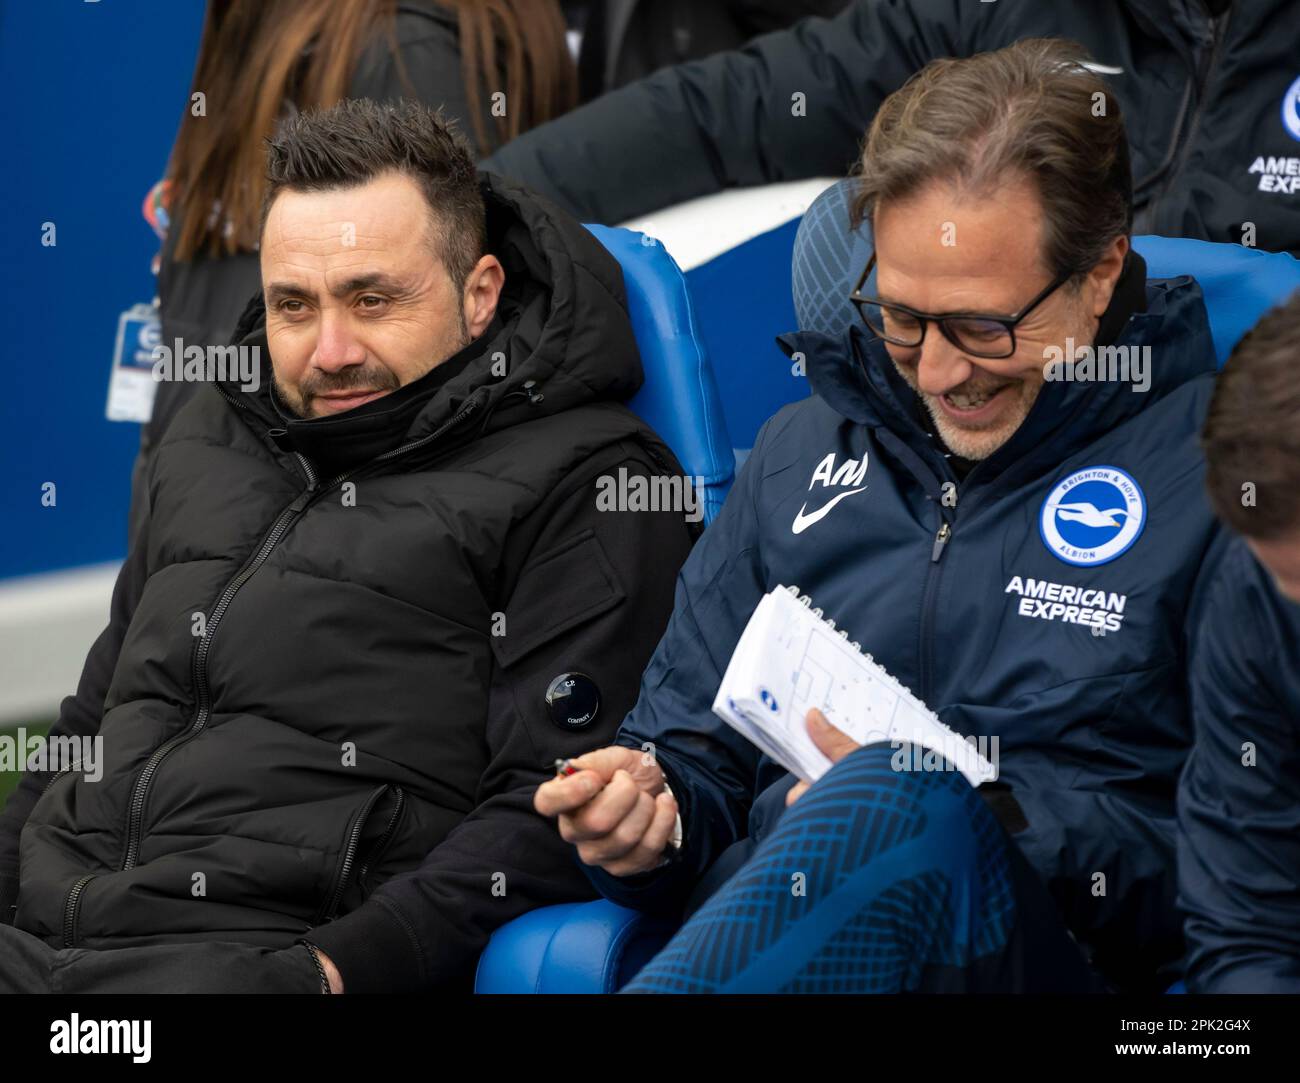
[792,178,872,341]
[585,223,735,523]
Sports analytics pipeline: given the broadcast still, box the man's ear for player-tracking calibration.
[1087,234,1130,319]
[462,254,505,338]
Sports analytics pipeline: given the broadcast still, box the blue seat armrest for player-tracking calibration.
[476,900,675,994]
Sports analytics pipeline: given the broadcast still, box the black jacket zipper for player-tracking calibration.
[63,874,94,947]
[316,784,390,925]
[1140,8,1230,234]
[118,471,318,872]
[118,392,482,873]
[41,759,81,797]
[59,389,486,945]
[355,785,407,896]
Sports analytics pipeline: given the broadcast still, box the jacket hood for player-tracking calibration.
[219,172,642,468]
[779,270,1217,485]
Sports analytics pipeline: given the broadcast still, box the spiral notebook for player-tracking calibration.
[712,585,997,787]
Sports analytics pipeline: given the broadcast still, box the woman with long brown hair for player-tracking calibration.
[131,0,576,546]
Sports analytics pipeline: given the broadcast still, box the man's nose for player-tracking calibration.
[914,330,973,396]
[312,310,367,373]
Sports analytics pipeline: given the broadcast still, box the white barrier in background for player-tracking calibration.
[0,563,119,726]
[619,176,836,271]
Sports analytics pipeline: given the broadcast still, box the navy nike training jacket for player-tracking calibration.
[588,273,1228,991]
[1178,535,1300,992]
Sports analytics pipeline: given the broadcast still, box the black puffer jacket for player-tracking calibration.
[485,0,1300,254]
[0,176,696,992]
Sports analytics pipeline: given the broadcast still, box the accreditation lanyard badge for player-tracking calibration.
[106,301,161,423]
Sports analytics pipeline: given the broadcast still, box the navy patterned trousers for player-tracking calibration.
[623,743,1104,994]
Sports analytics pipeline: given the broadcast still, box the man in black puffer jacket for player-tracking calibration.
[0,100,696,993]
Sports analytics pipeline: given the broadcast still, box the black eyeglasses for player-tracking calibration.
[849,253,1073,359]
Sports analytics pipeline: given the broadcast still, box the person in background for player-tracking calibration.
[136,0,577,544]
[1178,291,1300,992]
[482,0,1300,262]
[562,0,848,104]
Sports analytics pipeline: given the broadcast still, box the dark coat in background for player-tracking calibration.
[1178,536,1300,992]
[571,0,849,101]
[485,0,1300,257]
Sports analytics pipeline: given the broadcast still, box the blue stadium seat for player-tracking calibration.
[588,223,735,523]
[475,224,730,994]
[476,899,676,994]
[476,192,1300,995]
[1131,235,1300,366]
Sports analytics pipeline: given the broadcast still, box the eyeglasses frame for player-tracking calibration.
[848,253,1075,359]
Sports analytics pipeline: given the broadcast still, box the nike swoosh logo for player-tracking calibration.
[1079,60,1125,75]
[791,487,867,534]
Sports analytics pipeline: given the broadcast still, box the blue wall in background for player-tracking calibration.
[0,2,805,584]
[1,1,205,580]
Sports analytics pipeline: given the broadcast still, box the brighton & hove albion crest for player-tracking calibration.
[1040,466,1146,567]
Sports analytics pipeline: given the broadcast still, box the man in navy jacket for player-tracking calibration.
[536,40,1227,992]
[1178,292,1300,992]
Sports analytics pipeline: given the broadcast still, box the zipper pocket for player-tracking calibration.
[356,786,407,897]
[314,785,391,925]
[41,761,81,797]
[62,874,95,948]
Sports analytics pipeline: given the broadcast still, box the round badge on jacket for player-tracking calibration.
[1040,465,1146,567]
[545,673,600,730]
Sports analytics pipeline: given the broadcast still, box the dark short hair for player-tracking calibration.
[1203,290,1300,539]
[851,38,1133,285]
[262,98,485,292]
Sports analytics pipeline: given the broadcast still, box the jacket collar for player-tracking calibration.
[263,317,501,477]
